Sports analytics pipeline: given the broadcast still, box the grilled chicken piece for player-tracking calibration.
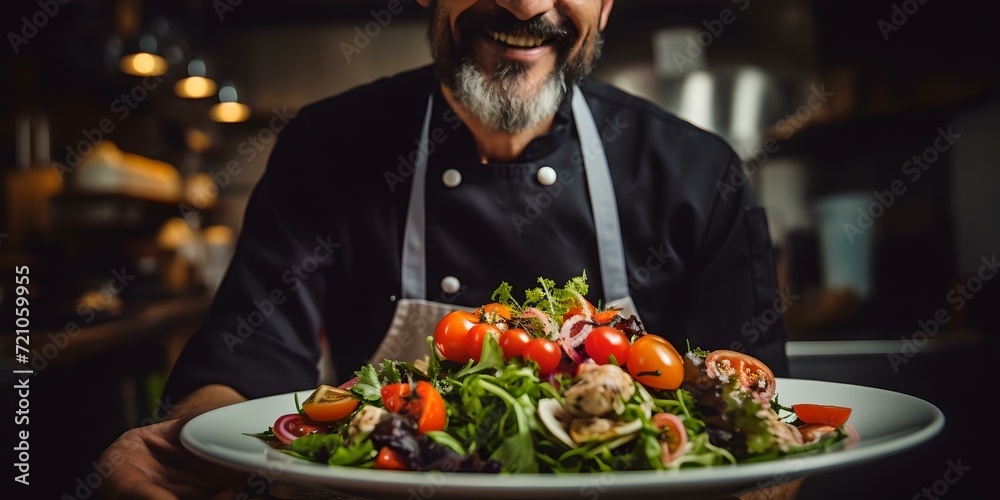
[563,363,636,416]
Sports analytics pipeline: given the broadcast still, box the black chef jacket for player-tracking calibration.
[163,65,789,404]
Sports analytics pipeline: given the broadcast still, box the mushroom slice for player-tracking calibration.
[569,417,643,444]
[537,398,577,449]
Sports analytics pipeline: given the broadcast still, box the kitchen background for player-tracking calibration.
[1,0,998,498]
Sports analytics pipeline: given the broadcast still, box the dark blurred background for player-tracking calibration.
[1,0,998,498]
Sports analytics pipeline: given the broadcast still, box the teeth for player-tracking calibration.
[487,30,546,48]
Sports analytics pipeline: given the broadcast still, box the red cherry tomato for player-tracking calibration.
[704,350,776,402]
[433,311,479,364]
[584,326,630,366]
[524,338,562,376]
[625,334,684,390]
[499,328,532,361]
[375,446,408,470]
[379,381,447,434]
[466,323,501,363]
[792,404,852,427]
[272,413,322,445]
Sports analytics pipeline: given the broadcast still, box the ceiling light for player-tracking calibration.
[209,85,250,123]
[174,59,217,99]
[120,34,168,77]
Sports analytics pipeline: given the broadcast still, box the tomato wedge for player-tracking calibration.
[374,446,408,470]
[704,350,776,403]
[379,381,447,434]
[301,385,360,422]
[792,404,852,427]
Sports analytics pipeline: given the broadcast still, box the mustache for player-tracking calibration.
[457,8,576,47]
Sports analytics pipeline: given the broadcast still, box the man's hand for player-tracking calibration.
[96,385,254,499]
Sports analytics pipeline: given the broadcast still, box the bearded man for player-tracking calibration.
[97,2,792,498]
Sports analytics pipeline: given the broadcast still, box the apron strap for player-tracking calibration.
[572,85,630,301]
[400,94,435,300]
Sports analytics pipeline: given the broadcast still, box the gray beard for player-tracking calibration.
[454,61,566,133]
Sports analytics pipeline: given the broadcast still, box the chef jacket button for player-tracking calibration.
[442,169,462,188]
[441,276,461,294]
[537,166,557,186]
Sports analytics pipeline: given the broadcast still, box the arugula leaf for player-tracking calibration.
[381,359,402,384]
[285,433,375,467]
[454,333,505,379]
[351,364,383,402]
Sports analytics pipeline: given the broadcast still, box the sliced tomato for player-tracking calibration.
[499,328,532,361]
[379,381,446,434]
[466,323,501,363]
[374,446,408,470]
[651,412,688,464]
[594,310,620,324]
[625,334,684,390]
[792,404,852,427]
[524,338,562,376]
[412,381,447,434]
[433,311,479,364]
[380,383,411,413]
[704,350,776,402]
[272,413,322,445]
[584,326,630,366]
[301,385,360,422]
[474,302,512,321]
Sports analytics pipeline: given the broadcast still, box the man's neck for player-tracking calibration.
[440,84,555,164]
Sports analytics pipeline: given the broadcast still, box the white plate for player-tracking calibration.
[180,378,943,499]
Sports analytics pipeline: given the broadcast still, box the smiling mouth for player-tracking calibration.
[485,29,551,49]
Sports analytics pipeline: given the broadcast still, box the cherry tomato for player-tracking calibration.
[792,404,852,427]
[651,412,688,464]
[704,350,776,402]
[584,326,630,366]
[466,323,501,363]
[379,381,447,434]
[433,311,479,364]
[272,413,322,445]
[625,334,684,390]
[499,328,532,361]
[301,385,360,422]
[374,446,408,470]
[523,338,562,376]
[474,302,512,321]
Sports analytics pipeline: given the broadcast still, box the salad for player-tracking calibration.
[247,273,854,473]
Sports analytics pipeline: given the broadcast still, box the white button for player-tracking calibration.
[442,169,462,188]
[537,166,558,186]
[441,276,461,294]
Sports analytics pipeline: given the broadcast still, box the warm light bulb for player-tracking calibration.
[120,52,168,76]
[174,76,218,99]
[210,102,251,123]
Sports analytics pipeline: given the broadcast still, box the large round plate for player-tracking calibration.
[180,378,943,499]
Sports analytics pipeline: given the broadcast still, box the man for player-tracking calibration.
[98,1,790,497]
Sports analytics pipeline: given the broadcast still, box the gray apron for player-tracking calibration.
[368,87,640,365]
